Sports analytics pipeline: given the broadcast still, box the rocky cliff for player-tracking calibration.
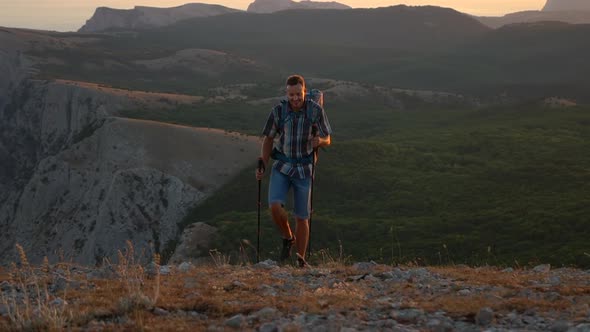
[78,3,239,32]
[543,0,590,11]
[0,31,260,266]
[247,0,351,13]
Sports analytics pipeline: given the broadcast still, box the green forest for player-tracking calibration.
[122,97,590,268]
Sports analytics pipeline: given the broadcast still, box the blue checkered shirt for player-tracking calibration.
[262,99,332,179]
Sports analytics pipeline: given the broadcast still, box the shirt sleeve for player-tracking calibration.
[261,106,279,138]
[316,107,332,138]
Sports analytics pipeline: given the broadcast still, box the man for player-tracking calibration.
[255,75,332,267]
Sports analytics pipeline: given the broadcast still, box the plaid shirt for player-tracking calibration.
[262,99,332,179]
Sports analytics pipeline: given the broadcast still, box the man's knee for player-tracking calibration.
[295,218,309,226]
[270,203,288,220]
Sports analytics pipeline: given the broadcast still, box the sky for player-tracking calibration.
[0,0,546,32]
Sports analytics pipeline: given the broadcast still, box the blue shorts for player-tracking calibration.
[268,168,311,220]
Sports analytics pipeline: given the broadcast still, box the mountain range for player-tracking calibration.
[78,0,590,33]
[543,0,590,11]
[78,3,240,32]
[477,10,590,29]
[79,0,351,32]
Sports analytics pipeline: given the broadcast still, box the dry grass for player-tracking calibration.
[55,79,204,107]
[1,246,588,330]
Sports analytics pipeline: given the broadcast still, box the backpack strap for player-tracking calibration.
[306,102,317,125]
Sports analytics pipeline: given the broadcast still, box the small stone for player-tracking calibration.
[502,267,514,273]
[550,320,570,332]
[232,280,246,288]
[476,307,494,326]
[0,281,12,292]
[159,265,171,275]
[545,292,561,302]
[410,268,430,278]
[352,261,378,271]
[254,260,278,270]
[258,285,277,297]
[178,262,192,272]
[225,314,245,328]
[0,303,9,316]
[207,324,223,332]
[390,308,424,324]
[573,323,590,331]
[153,307,169,316]
[427,318,453,332]
[458,289,471,296]
[549,276,561,286]
[340,328,358,332]
[51,276,68,293]
[523,315,538,325]
[253,307,278,320]
[346,274,368,282]
[533,264,551,273]
[49,298,67,307]
[189,311,208,320]
[259,322,279,332]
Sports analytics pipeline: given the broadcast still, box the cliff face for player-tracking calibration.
[78,3,239,32]
[0,37,259,265]
[247,0,351,13]
[543,0,590,11]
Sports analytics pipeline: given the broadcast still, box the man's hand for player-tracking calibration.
[255,158,266,181]
[255,167,265,180]
[312,136,321,149]
[312,135,331,149]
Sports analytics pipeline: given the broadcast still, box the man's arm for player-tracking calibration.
[261,136,274,168]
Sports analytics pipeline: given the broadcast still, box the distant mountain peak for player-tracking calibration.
[79,3,240,32]
[247,0,351,13]
[543,0,590,11]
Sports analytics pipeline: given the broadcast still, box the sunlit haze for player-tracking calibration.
[0,0,545,32]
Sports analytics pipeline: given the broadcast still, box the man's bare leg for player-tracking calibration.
[294,218,309,259]
[270,203,293,240]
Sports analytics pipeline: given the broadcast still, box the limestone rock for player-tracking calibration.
[168,222,218,264]
[247,0,351,14]
[0,42,260,266]
[79,4,240,32]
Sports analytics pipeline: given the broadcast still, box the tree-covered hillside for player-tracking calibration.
[121,97,590,268]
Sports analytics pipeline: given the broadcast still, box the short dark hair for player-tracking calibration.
[286,75,305,88]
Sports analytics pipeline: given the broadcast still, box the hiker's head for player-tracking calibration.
[286,75,305,110]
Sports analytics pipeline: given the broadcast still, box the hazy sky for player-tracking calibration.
[0,0,546,32]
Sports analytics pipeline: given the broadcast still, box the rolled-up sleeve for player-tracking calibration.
[317,108,332,138]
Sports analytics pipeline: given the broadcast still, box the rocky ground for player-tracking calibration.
[1,256,589,331]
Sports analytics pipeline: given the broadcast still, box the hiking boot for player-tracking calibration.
[280,237,295,261]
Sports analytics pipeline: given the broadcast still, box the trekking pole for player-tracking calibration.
[256,157,265,263]
[307,127,318,259]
